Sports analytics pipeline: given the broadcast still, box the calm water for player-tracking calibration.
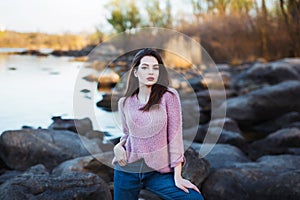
[0,53,122,140]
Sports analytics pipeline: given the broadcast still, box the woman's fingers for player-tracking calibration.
[185,182,201,193]
[178,185,189,193]
[118,159,127,166]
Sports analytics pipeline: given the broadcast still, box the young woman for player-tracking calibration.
[112,48,204,200]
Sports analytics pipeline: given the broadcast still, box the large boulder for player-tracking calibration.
[52,152,115,183]
[190,118,247,151]
[0,129,94,170]
[190,143,250,173]
[202,155,300,200]
[0,164,112,200]
[182,147,210,187]
[247,128,300,160]
[252,112,300,134]
[48,116,93,135]
[232,58,300,94]
[218,81,300,128]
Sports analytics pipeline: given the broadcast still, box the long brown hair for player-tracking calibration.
[123,48,170,111]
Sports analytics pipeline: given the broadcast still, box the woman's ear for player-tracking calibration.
[133,69,138,77]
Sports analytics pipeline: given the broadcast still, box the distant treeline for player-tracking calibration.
[0,31,101,50]
[1,0,299,63]
[106,0,300,63]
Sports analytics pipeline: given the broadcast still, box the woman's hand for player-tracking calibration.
[112,140,127,166]
[174,176,201,194]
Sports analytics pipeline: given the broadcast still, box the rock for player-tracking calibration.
[48,116,93,135]
[0,129,91,170]
[0,170,22,185]
[190,143,250,173]
[191,119,247,151]
[209,117,241,133]
[0,164,112,200]
[252,112,300,134]
[181,99,201,129]
[232,58,300,94]
[0,157,10,175]
[18,49,48,56]
[96,94,114,112]
[196,89,236,108]
[52,152,114,183]
[51,45,95,57]
[247,128,300,160]
[182,147,210,186]
[187,77,205,92]
[202,155,300,200]
[218,81,300,128]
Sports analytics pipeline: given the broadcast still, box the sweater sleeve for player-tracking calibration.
[165,89,186,168]
[118,97,129,143]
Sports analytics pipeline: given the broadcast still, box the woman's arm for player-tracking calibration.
[112,97,129,166]
[165,89,200,193]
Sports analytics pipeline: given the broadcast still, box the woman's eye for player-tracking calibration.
[154,67,159,70]
[141,67,147,69]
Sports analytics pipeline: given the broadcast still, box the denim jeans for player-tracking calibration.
[114,159,204,200]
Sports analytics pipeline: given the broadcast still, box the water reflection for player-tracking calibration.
[0,54,121,140]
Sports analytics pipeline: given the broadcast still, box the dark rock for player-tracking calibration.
[202,155,300,200]
[190,143,250,173]
[0,129,92,170]
[182,146,210,186]
[0,156,10,175]
[209,118,242,133]
[188,77,205,92]
[48,116,93,135]
[181,99,201,129]
[218,81,300,128]
[191,118,247,151]
[0,170,22,184]
[51,45,95,57]
[247,128,300,160]
[85,130,105,140]
[252,112,300,134]
[52,152,115,183]
[0,164,112,200]
[232,58,300,94]
[18,49,48,56]
[96,94,118,112]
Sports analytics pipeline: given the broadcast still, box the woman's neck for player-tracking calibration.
[138,85,152,103]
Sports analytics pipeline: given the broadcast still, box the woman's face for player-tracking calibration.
[134,56,160,87]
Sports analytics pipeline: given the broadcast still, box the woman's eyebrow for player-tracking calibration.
[141,63,159,66]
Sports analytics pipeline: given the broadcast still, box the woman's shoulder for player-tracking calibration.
[162,87,180,100]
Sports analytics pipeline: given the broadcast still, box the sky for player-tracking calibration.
[0,0,190,34]
[0,0,274,35]
[0,0,111,34]
[0,0,191,34]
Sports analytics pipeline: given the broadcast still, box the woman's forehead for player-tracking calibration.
[140,56,158,64]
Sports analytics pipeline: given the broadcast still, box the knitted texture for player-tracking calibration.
[118,87,185,173]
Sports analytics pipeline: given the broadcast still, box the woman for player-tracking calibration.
[112,48,204,200]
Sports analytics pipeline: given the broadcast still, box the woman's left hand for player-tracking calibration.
[174,176,201,194]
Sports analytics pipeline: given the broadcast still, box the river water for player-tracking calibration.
[0,52,122,140]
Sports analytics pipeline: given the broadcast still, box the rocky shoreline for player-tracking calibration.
[1,58,300,199]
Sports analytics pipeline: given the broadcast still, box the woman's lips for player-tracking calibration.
[147,77,154,81]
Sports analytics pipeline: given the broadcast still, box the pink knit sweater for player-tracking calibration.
[117,88,185,173]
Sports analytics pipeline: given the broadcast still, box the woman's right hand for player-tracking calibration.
[113,140,127,166]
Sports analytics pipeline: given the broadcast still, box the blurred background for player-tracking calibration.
[0,0,299,136]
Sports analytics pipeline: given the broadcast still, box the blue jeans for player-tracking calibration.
[114,159,204,200]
